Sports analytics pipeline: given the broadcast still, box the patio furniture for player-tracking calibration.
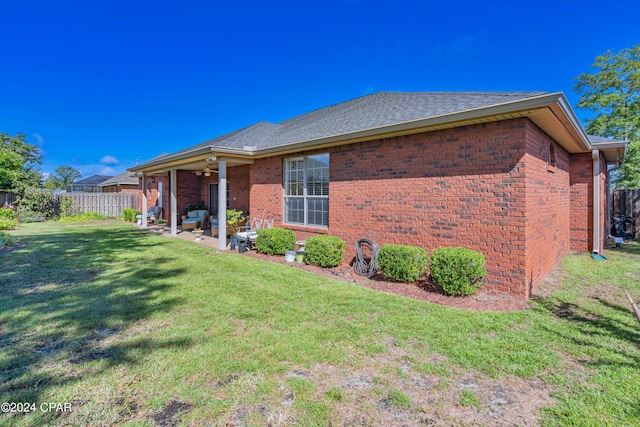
[137,206,163,224]
[237,217,262,250]
[210,216,247,237]
[181,209,210,231]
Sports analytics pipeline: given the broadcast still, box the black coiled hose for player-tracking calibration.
[354,238,379,278]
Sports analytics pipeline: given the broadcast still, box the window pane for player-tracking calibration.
[285,159,304,196]
[285,197,304,224]
[307,154,329,196]
[307,198,328,226]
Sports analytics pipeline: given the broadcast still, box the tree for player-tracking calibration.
[574,44,640,188]
[44,165,81,190]
[0,132,42,191]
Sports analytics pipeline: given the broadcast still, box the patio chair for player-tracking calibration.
[237,217,262,250]
[136,206,163,224]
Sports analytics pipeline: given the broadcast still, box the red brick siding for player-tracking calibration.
[177,171,201,222]
[137,176,170,221]
[199,165,250,214]
[523,122,571,296]
[251,119,535,296]
[570,153,593,252]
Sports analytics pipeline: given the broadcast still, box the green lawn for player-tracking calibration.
[1,221,639,426]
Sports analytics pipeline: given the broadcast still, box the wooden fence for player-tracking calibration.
[66,192,139,217]
[0,191,18,207]
[611,189,640,238]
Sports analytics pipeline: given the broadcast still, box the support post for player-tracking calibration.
[170,169,177,237]
[141,173,148,228]
[218,159,227,250]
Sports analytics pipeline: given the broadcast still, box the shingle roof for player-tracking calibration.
[74,174,113,185]
[138,91,549,166]
[98,171,139,186]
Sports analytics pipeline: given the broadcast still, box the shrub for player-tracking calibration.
[0,207,15,219]
[59,212,106,222]
[304,235,345,268]
[123,208,141,222]
[0,218,19,230]
[429,247,486,296]
[16,187,63,220]
[255,228,296,255]
[377,244,427,282]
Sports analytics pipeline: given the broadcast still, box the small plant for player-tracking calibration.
[0,218,18,230]
[0,207,16,219]
[156,219,167,225]
[59,212,106,222]
[325,386,345,402]
[123,208,141,222]
[0,231,17,248]
[304,235,345,268]
[226,209,246,235]
[377,244,427,282]
[429,247,486,296]
[387,388,413,409]
[255,228,296,255]
[460,389,482,409]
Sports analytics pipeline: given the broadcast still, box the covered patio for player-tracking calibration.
[132,148,254,251]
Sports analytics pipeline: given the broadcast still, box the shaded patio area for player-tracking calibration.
[142,224,231,250]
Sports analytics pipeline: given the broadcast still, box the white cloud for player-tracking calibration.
[98,166,116,175]
[32,133,47,155]
[99,155,119,166]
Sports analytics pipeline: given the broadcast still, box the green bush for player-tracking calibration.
[59,212,106,222]
[255,228,296,255]
[0,218,19,230]
[429,247,486,296]
[0,208,15,219]
[123,208,141,222]
[304,235,345,268]
[16,187,63,220]
[377,244,427,282]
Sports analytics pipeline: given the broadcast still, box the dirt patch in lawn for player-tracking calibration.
[242,251,529,312]
[218,337,554,426]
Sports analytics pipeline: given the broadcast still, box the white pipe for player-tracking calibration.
[592,150,601,254]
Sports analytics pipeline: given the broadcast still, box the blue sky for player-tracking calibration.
[2,0,638,179]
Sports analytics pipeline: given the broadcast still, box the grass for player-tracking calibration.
[1,220,639,426]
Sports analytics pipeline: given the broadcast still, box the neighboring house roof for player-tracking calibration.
[73,175,114,185]
[98,171,139,187]
[130,91,627,173]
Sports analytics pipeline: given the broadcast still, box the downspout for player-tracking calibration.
[592,150,601,254]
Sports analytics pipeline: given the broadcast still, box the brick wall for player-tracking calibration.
[200,165,251,215]
[570,153,593,252]
[137,176,170,221]
[523,122,571,296]
[251,119,541,296]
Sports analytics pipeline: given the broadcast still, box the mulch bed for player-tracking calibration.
[242,251,529,312]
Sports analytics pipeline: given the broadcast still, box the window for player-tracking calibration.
[209,182,230,216]
[284,153,329,227]
[547,142,556,170]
